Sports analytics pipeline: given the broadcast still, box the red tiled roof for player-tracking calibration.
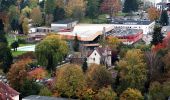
[0,82,19,100]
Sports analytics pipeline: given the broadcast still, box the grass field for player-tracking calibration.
[80,14,108,24]
[12,51,27,57]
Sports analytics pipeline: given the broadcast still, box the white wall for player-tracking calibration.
[12,95,19,100]
[87,50,101,65]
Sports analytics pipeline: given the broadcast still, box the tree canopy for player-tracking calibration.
[35,34,68,71]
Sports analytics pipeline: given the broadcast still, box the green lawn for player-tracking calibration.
[80,14,108,24]
[12,51,27,57]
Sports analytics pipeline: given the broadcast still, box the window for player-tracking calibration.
[95,53,96,56]
[93,58,95,61]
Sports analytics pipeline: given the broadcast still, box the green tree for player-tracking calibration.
[55,64,86,98]
[148,81,165,100]
[82,58,88,73]
[0,0,17,11]
[20,79,41,98]
[151,26,164,46]
[0,21,13,73]
[123,0,139,13]
[73,35,79,52]
[45,0,56,14]
[120,88,143,100]
[86,64,113,90]
[95,86,117,100]
[53,6,65,22]
[39,87,52,96]
[35,34,68,71]
[86,0,99,19]
[117,49,147,91]
[11,41,19,51]
[160,10,169,26]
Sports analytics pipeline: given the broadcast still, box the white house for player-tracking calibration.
[0,82,19,100]
[111,20,155,35]
[87,47,112,67]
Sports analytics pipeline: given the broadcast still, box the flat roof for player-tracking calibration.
[107,28,143,37]
[53,19,77,24]
[23,95,75,100]
[111,20,153,25]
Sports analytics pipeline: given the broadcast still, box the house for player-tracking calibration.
[22,95,76,100]
[0,82,19,100]
[87,47,112,67]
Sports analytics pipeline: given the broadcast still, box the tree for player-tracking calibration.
[31,7,43,26]
[149,81,165,100]
[147,7,160,21]
[73,35,79,52]
[0,22,13,73]
[20,79,41,98]
[160,10,169,26]
[100,0,121,17]
[39,87,52,96]
[64,0,86,19]
[8,5,20,30]
[0,0,17,11]
[35,34,68,71]
[123,0,139,13]
[117,49,147,91]
[7,58,32,91]
[45,14,53,26]
[28,68,48,80]
[151,26,164,46]
[95,86,117,100]
[86,64,113,90]
[22,6,32,18]
[53,6,65,22]
[45,0,56,14]
[86,0,99,19]
[22,18,29,35]
[162,52,170,72]
[120,88,143,100]
[145,51,161,81]
[82,58,88,73]
[55,64,86,98]
[11,41,19,51]
[28,0,38,9]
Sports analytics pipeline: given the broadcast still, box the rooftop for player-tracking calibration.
[23,95,75,100]
[111,20,153,25]
[53,19,77,24]
[0,82,19,100]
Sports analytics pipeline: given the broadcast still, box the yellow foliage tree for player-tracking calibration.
[120,88,143,100]
[117,49,147,90]
[95,86,117,100]
[86,64,113,90]
[22,18,29,35]
[55,64,86,98]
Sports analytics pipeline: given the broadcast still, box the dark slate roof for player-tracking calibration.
[53,19,77,24]
[23,95,76,100]
[111,20,153,25]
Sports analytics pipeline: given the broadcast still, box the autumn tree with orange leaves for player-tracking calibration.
[7,58,32,91]
[147,7,160,21]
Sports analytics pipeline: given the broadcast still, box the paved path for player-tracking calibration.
[16,45,35,51]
